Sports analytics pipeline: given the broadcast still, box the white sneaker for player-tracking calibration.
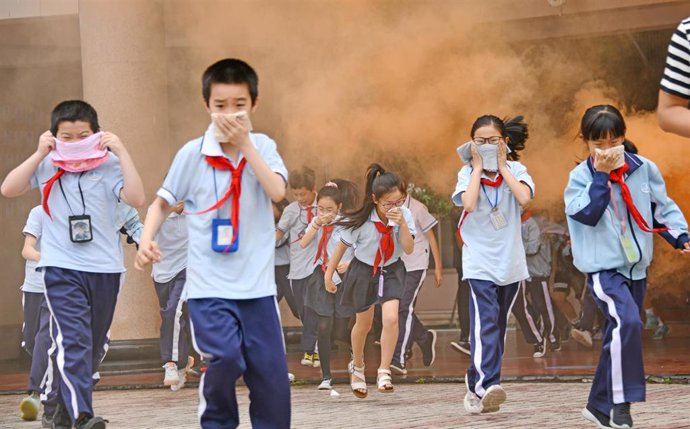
[163,362,179,386]
[288,373,295,383]
[463,374,482,414]
[571,328,593,348]
[318,378,332,390]
[480,385,506,413]
[171,356,195,392]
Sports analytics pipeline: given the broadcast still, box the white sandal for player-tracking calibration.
[377,368,394,393]
[348,360,368,399]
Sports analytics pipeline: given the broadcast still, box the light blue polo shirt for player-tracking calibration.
[277,199,319,280]
[30,153,125,273]
[156,128,288,300]
[340,206,417,267]
[452,161,534,286]
[21,206,45,293]
[152,213,188,283]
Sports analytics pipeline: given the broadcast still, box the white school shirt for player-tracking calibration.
[451,161,534,286]
[311,217,354,285]
[30,153,125,273]
[156,127,288,300]
[152,213,188,283]
[21,206,45,293]
[277,198,319,280]
[401,196,438,272]
[340,206,417,267]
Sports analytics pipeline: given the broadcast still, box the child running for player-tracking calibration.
[152,201,194,391]
[565,104,689,429]
[452,115,534,414]
[135,58,291,428]
[1,99,146,429]
[300,182,355,390]
[324,164,416,397]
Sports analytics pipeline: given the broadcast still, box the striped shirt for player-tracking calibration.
[660,17,690,99]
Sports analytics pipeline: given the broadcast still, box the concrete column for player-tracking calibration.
[78,0,170,340]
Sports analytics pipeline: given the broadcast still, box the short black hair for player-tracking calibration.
[50,100,100,136]
[288,167,316,190]
[202,59,259,106]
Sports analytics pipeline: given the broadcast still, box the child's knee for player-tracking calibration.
[381,312,398,329]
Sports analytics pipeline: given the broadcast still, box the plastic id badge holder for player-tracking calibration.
[212,218,239,253]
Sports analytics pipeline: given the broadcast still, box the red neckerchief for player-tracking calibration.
[373,221,394,276]
[187,156,248,246]
[306,206,314,224]
[609,163,668,234]
[521,209,532,222]
[42,169,66,219]
[480,175,503,187]
[315,224,334,272]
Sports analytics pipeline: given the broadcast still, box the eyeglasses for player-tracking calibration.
[380,198,405,210]
[472,136,504,145]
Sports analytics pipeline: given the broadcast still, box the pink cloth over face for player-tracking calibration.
[51,132,108,172]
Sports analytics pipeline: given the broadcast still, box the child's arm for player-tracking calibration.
[300,220,321,248]
[219,119,285,202]
[459,145,483,212]
[647,161,690,252]
[1,131,53,198]
[564,168,610,227]
[99,132,146,208]
[21,234,41,262]
[135,197,173,269]
[388,208,414,254]
[324,241,348,293]
[657,91,690,138]
[498,143,532,206]
[426,228,443,288]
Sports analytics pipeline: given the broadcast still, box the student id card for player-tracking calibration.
[212,218,239,253]
[619,235,640,264]
[489,208,508,230]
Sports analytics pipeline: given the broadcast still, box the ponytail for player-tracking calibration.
[339,163,405,230]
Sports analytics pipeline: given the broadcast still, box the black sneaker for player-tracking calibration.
[550,339,562,352]
[390,360,407,375]
[582,403,612,428]
[421,330,437,367]
[610,403,632,428]
[450,340,471,356]
[51,402,71,429]
[75,416,108,429]
[532,340,546,358]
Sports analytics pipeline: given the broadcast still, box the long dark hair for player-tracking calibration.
[470,114,528,161]
[317,183,342,206]
[339,164,406,230]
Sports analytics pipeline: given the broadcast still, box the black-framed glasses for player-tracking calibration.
[472,136,504,145]
[380,199,405,210]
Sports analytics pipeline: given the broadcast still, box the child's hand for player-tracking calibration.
[434,267,443,288]
[593,150,619,174]
[317,212,335,226]
[37,130,55,158]
[134,241,161,270]
[497,141,509,172]
[470,143,483,170]
[386,207,404,226]
[681,241,690,254]
[100,132,126,156]
[324,277,337,294]
[336,260,350,274]
[214,115,250,147]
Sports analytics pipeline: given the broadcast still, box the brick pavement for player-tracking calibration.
[1,382,689,428]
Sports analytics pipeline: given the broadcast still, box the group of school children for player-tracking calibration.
[2,55,689,429]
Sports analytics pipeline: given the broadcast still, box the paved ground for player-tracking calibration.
[1,382,689,429]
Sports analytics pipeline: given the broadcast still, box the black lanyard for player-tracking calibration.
[58,172,87,216]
